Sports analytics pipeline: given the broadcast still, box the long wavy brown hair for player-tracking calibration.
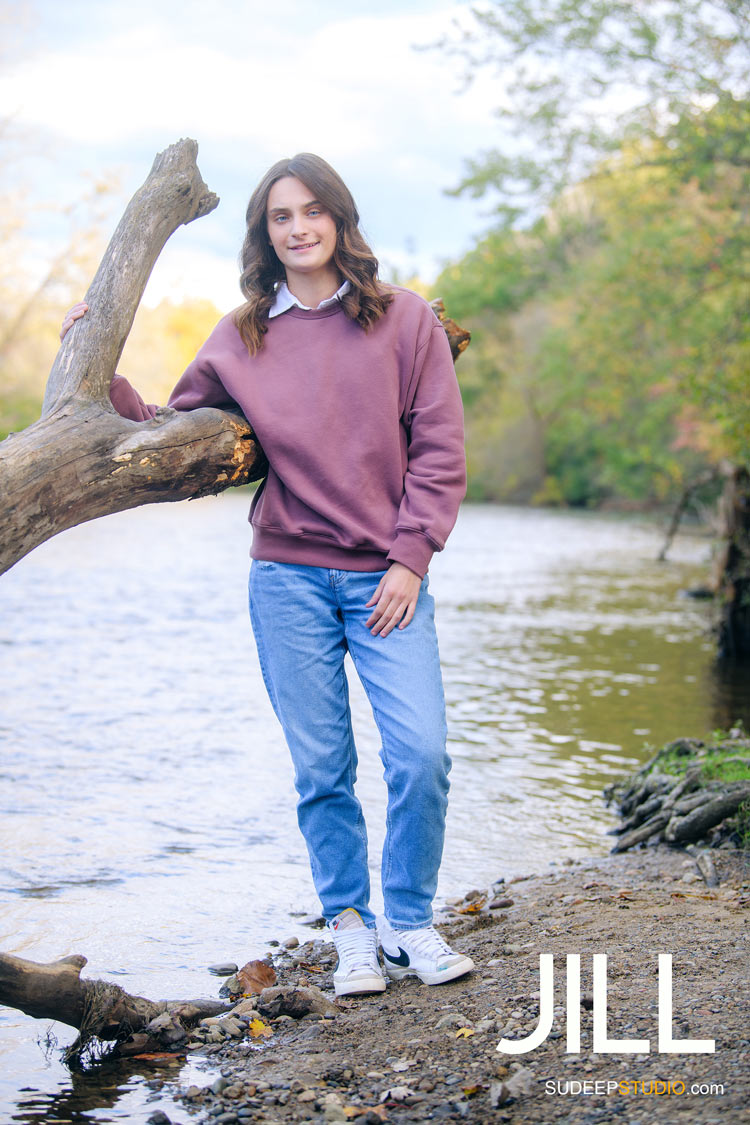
[235,153,393,354]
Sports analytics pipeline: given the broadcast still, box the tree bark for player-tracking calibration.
[0,139,265,577]
[714,464,750,659]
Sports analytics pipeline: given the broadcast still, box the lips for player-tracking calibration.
[290,241,319,251]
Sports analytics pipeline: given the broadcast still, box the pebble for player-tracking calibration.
[208,963,239,976]
[283,936,300,949]
[298,1089,318,1102]
[146,1114,171,1125]
[435,1012,467,1029]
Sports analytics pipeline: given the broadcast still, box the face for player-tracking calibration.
[266,175,339,285]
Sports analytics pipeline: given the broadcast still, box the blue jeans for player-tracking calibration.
[248,561,451,929]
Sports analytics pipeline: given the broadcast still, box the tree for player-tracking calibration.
[434,0,750,656]
[436,0,750,224]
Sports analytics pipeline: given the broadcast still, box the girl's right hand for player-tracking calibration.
[60,302,88,341]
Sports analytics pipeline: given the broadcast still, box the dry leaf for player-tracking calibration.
[237,959,277,995]
[455,894,487,914]
[462,1085,480,1097]
[455,1027,476,1038]
[248,1017,274,1039]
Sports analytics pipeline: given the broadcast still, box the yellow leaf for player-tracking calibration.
[455,1027,476,1038]
[248,1018,274,1039]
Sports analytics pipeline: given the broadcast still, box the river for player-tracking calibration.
[1,497,747,1122]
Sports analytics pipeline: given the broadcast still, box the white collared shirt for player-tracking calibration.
[268,280,351,318]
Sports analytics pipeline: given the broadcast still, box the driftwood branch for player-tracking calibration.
[0,951,228,1063]
[0,950,337,1066]
[0,139,265,577]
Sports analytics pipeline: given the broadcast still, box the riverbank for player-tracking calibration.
[165,843,748,1125]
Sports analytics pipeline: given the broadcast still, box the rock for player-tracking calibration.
[380,1085,414,1102]
[323,1092,347,1121]
[208,962,239,976]
[258,985,337,1020]
[229,999,261,1018]
[435,1012,467,1029]
[505,1066,535,1098]
[283,936,300,949]
[299,913,327,928]
[212,1077,230,1095]
[297,1089,318,1102]
[489,897,514,909]
[146,1114,172,1125]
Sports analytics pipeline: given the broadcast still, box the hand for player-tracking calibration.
[365,562,422,637]
[60,301,88,341]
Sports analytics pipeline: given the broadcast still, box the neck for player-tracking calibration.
[284,267,342,309]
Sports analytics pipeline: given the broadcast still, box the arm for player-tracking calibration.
[365,318,466,637]
[388,321,466,576]
[59,303,236,420]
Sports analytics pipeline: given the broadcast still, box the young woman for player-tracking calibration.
[61,153,473,997]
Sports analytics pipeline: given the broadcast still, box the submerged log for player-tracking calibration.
[0,951,228,1063]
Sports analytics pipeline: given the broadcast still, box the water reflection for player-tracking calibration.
[1,499,748,1122]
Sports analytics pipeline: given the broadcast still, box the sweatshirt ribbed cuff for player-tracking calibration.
[386,529,437,579]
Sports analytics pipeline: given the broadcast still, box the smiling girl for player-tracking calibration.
[62,152,473,996]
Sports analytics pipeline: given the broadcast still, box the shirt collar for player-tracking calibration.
[268,279,350,318]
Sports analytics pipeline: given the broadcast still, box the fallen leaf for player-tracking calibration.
[248,1018,274,1039]
[455,894,487,914]
[296,961,325,973]
[455,1027,476,1039]
[462,1085,481,1097]
[344,1107,387,1121]
[237,959,277,995]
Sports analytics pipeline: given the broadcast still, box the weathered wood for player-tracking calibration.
[0,950,228,1062]
[666,784,750,843]
[0,139,267,576]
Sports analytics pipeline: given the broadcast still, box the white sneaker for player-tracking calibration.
[377,916,475,985]
[328,908,386,997]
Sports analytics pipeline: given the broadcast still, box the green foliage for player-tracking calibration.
[432,1,750,504]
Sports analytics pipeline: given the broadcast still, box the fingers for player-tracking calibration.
[59,302,89,341]
[364,564,422,636]
[367,594,415,637]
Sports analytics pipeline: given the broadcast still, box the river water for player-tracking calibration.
[1,497,747,1122]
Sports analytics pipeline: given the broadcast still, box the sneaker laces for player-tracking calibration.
[334,927,380,975]
[394,925,455,961]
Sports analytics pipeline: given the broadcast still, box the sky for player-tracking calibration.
[2,0,505,309]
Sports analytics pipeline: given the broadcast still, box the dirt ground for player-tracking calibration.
[167,844,749,1125]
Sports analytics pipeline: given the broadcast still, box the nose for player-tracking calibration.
[290,210,309,239]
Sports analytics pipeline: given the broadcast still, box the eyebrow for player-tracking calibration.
[268,200,323,215]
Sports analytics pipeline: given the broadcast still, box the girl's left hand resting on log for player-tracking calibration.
[59,302,88,340]
[365,562,423,637]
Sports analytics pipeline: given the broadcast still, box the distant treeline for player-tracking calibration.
[431,106,749,509]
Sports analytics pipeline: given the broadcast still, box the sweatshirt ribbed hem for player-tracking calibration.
[251,527,391,572]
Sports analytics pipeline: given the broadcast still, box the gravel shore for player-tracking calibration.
[157,844,749,1125]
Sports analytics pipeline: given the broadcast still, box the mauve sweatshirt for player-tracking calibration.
[110,287,466,578]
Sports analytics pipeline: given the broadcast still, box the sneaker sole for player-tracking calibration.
[333,974,387,997]
[383,956,475,986]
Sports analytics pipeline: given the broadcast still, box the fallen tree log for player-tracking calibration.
[0,951,229,1063]
[0,950,339,1067]
[0,138,268,577]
